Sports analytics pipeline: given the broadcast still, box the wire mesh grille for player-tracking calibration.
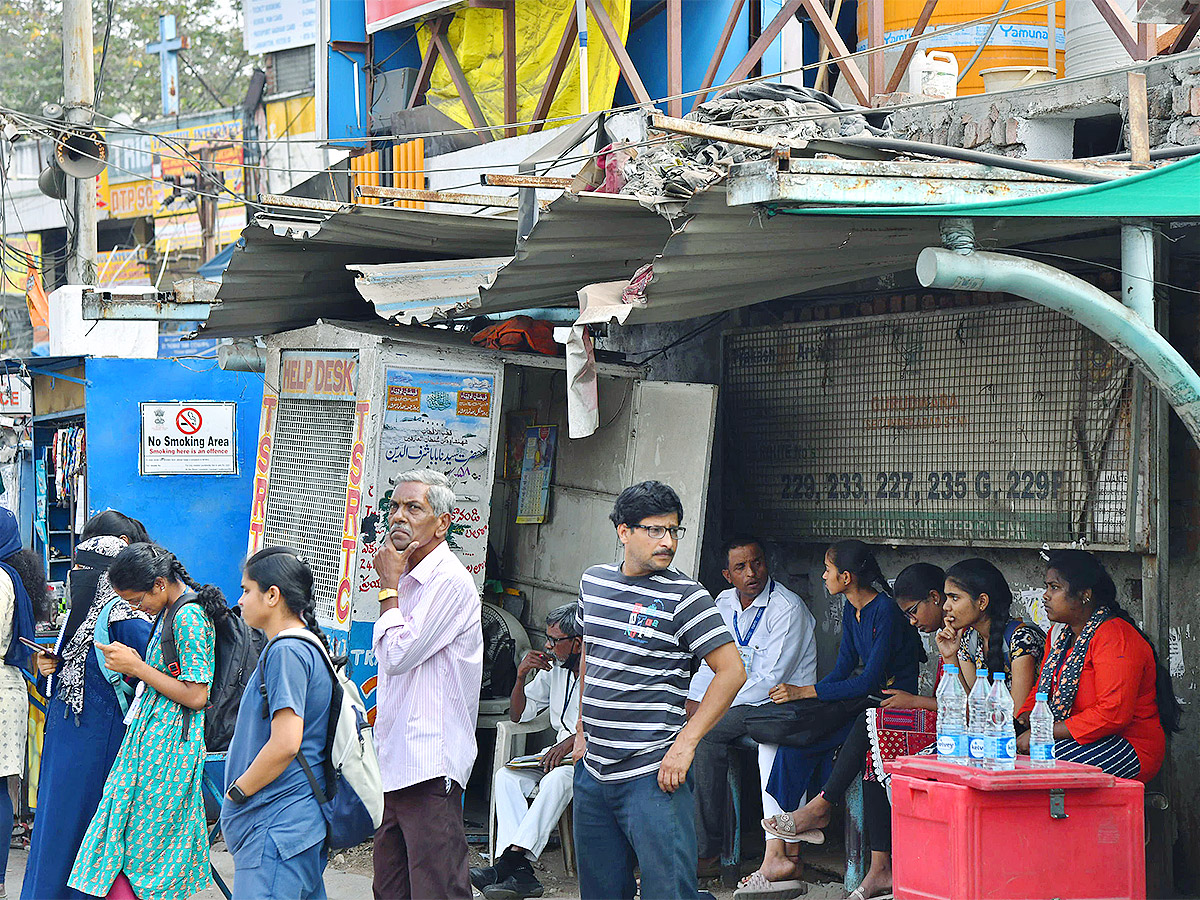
[262,397,357,624]
[723,303,1134,548]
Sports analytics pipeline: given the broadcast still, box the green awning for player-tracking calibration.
[775,153,1200,218]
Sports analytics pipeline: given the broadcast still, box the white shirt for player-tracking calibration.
[687,580,817,707]
[371,540,483,793]
[519,664,582,742]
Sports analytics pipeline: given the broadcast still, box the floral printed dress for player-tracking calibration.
[68,603,214,900]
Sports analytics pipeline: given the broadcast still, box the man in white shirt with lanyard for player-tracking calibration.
[687,536,817,880]
[471,604,583,900]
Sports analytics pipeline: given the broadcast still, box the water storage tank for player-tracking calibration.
[1064,0,1137,78]
[857,0,1066,96]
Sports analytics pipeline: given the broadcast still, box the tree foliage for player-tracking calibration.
[0,0,256,121]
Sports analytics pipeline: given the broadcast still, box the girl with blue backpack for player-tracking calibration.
[22,511,152,900]
[221,547,332,900]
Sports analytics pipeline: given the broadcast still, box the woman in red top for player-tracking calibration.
[1016,550,1181,781]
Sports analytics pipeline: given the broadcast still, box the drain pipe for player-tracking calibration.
[915,240,1200,448]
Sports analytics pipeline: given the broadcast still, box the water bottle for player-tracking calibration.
[966,667,990,767]
[1029,691,1056,768]
[936,665,968,765]
[986,673,1016,771]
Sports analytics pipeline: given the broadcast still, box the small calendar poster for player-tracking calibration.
[516,425,558,524]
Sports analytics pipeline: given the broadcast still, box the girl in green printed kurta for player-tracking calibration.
[69,543,226,900]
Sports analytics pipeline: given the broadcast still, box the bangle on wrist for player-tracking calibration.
[378,588,398,602]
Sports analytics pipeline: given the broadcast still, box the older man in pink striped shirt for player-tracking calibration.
[371,469,483,900]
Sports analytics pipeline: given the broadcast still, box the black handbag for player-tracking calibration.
[744,696,876,748]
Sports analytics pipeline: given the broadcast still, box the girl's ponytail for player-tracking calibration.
[828,539,888,592]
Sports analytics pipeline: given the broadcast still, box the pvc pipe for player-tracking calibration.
[217,340,266,373]
[916,247,1200,448]
[1121,220,1155,326]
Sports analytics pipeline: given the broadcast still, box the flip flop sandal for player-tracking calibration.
[761,812,826,843]
[845,888,894,900]
[733,871,807,900]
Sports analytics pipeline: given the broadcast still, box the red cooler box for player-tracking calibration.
[887,757,1144,900]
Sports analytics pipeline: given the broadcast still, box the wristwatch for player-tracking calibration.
[378,588,399,602]
[227,783,249,805]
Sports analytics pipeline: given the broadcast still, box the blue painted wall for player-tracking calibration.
[327,0,370,144]
[84,358,263,606]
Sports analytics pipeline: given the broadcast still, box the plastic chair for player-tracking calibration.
[489,710,576,877]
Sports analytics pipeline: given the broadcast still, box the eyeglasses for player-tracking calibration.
[902,600,923,619]
[545,634,576,646]
[630,524,686,540]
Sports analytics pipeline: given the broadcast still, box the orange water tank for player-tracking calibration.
[856,0,1066,96]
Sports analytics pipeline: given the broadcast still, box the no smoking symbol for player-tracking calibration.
[176,407,203,434]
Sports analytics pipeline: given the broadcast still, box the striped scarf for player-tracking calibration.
[1036,607,1113,721]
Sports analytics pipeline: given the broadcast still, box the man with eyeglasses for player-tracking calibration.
[471,604,583,899]
[687,536,817,882]
[571,481,746,900]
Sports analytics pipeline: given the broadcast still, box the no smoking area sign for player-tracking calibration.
[140,401,237,475]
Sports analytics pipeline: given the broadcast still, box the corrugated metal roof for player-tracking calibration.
[349,257,513,323]
[202,202,517,338]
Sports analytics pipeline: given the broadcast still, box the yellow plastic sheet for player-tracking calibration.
[416,0,630,135]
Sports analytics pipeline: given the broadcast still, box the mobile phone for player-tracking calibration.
[18,636,57,659]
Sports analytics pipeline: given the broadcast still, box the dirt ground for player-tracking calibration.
[326,839,850,899]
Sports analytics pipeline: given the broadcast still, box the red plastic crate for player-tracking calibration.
[887,757,1145,900]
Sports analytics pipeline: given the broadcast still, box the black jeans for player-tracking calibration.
[691,704,754,859]
[821,712,869,801]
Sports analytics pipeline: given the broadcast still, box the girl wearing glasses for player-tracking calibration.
[68,543,223,900]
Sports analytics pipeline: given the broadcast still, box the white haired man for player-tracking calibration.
[471,604,583,899]
[371,469,483,900]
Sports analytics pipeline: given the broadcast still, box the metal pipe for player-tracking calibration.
[1121,220,1155,326]
[217,340,266,373]
[915,247,1200,448]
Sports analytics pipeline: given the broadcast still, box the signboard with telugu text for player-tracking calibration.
[140,402,238,475]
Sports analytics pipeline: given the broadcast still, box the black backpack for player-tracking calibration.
[159,592,266,750]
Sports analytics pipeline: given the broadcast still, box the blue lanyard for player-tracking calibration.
[733,585,770,647]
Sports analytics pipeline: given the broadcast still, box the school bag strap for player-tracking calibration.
[92,595,134,715]
[156,591,200,741]
[257,632,343,802]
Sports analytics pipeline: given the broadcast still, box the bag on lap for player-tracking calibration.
[159,592,266,750]
[744,696,876,748]
[259,631,385,851]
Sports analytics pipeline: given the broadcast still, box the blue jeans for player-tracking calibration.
[572,762,700,900]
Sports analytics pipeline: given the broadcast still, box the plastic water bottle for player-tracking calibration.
[967,667,990,767]
[985,673,1016,771]
[1029,691,1056,768]
[936,665,968,765]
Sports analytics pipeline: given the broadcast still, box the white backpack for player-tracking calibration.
[258,631,384,849]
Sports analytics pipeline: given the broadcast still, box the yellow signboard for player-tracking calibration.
[154,205,247,253]
[96,248,152,286]
[1,234,41,294]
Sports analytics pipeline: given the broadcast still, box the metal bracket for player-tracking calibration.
[1050,788,1068,819]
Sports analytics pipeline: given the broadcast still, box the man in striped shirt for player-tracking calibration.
[572,481,746,900]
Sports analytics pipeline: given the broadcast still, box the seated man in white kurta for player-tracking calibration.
[471,604,582,900]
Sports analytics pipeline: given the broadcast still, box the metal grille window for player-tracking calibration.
[262,397,356,624]
[268,46,315,95]
[723,303,1134,548]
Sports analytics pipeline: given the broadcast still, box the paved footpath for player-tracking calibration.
[3,848,375,899]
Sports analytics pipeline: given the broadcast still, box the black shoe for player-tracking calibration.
[482,870,545,900]
[470,865,504,890]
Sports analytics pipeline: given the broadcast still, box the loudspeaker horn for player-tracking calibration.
[37,161,67,199]
[55,126,107,178]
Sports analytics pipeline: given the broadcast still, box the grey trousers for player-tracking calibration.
[692,704,754,859]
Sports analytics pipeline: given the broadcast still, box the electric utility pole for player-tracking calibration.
[63,0,97,285]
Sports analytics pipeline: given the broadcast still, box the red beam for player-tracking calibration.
[885,0,939,94]
[667,0,682,116]
[586,0,653,104]
[431,23,494,140]
[799,0,869,105]
[729,0,805,83]
[503,2,517,136]
[1088,0,1140,57]
[531,5,579,132]
[1168,5,1200,53]
[407,17,445,108]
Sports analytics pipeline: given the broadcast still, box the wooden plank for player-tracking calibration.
[667,0,682,116]
[729,0,805,83]
[1168,6,1200,53]
[799,0,869,105]
[432,20,494,140]
[696,0,746,105]
[1088,0,1140,56]
[1128,70,1150,165]
[358,184,522,208]
[503,2,517,136]
[885,0,940,94]
[630,0,666,33]
[586,0,653,104]
[867,0,885,100]
[407,17,444,108]
[531,5,578,132]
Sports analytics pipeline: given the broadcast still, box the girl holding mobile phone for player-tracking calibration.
[0,508,49,900]
[22,511,152,900]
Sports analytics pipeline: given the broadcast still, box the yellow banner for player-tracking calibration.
[1,234,41,295]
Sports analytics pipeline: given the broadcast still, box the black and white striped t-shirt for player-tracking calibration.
[576,563,733,782]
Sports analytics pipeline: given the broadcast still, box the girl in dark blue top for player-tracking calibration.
[221,547,332,900]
